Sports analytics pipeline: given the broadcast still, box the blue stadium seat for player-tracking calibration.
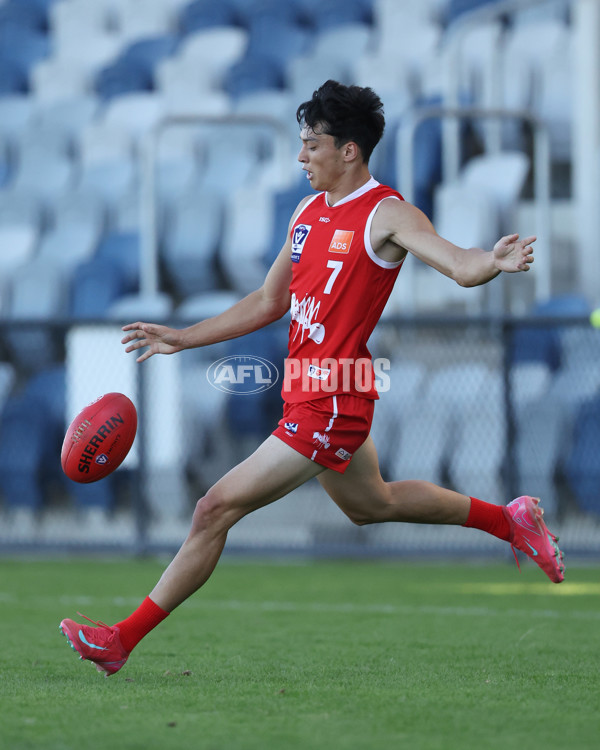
[178,0,238,36]
[0,394,52,510]
[222,54,285,99]
[298,0,374,30]
[66,474,118,513]
[245,19,311,67]
[0,23,50,79]
[24,364,66,428]
[95,231,141,290]
[120,34,180,78]
[69,258,132,319]
[161,190,223,296]
[445,0,500,24]
[5,260,67,371]
[0,0,52,32]
[234,0,302,28]
[95,60,154,100]
[565,394,600,514]
[0,59,29,94]
[510,294,591,370]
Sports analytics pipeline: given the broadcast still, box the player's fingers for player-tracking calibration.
[521,235,537,246]
[121,321,146,331]
[136,349,155,363]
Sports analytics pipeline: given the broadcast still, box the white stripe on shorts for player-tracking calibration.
[311,396,339,462]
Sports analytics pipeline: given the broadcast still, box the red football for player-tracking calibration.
[61,392,137,483]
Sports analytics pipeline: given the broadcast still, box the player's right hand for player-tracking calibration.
[121,322,184,362]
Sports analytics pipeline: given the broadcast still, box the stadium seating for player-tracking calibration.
[220,185,276,295]
[223,55,286,100]
[95,230,141,290]
[69,257,132,319]
[0,393,54,511]
[95,60,155,100]
[161,188,223,297]
[115,0,177,43]
[0,61,29,95]
[235,0,301,28]
[0,362,16,412]
[178,0,238,35]
[107,291,174,321]
[245,19,311,68]
[370,360,427,477]
[0,96,35,142]
[4,259,67,370]
[565,394,600,514]
[0,0,52,32]
[0,23,51,85]
[0,0,592,537]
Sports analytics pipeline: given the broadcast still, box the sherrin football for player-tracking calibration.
[61,392,137,483]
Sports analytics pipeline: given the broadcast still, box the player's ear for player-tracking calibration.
[342,141,360,162]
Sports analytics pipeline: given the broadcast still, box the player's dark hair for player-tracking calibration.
[296,80,385,163]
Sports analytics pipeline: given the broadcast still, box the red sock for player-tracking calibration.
[463,497,511,541]
[114,596,170,652]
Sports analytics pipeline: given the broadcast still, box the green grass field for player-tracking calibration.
[1,557,599,750]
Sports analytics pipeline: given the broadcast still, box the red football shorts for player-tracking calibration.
[272,394,375,473]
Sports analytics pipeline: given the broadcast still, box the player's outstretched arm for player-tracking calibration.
[121,200,309,362]
[121,259,291,362]
[375,199,535,287]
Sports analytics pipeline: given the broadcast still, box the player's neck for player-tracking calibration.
[325,167,372,207]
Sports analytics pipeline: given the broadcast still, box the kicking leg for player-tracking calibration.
[318,435,471,526]
[318,436,564,583]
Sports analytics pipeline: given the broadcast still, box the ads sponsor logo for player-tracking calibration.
[207,355,279,395]
[284,422,298,434]
[291,224,311,263]
[328,229,354,254]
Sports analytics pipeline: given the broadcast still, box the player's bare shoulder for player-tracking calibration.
[369,196,415,264]
[371,197,436,263]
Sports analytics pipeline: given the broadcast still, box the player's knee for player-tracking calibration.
[191,488,237,534]
[340,501,381,526]
[340,493,392,526]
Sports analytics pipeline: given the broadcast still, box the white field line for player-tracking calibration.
[0,591,597,622]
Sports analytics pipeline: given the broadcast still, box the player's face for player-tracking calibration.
[298,126,346,191]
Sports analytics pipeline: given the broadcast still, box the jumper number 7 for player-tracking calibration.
[324,260,343,294]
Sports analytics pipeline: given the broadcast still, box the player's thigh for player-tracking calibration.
[317,435,390,524]
[207,434,325,520]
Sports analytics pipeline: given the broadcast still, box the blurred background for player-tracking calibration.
[0,0,599,559]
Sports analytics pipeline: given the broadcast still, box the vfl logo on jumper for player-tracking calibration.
[284,422,298,434]
[95,454,109,465]
[335,448,352,461]
[307,364,330,381]
[291,224,311,263]
[313,432,330,449]
[207,355,279,395]
[329,229,354,254]
[290,293,325,344]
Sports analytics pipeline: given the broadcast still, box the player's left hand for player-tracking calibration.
[493,233,536,273]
